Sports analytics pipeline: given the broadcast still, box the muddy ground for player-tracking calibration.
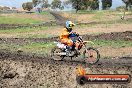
[0,12,132,88]
[0,31,131,45]
[0,49,132,88]
[0,31,131,88]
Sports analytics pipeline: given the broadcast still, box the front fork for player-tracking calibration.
[84,45,93,58]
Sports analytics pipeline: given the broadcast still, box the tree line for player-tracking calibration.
[22,0,132,13]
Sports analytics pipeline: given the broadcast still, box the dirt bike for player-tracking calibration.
[51,33,100,64]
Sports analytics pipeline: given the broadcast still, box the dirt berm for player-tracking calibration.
[0,49,132,88]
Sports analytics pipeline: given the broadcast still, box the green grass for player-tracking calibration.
[76,10,98,14]
[92,11,104,20]
[92,39,132,48]
[100,19,132,24]
[26,34,57,38]
[23,42,55,49]
[40,11,56,21]
[77,18,132,29]
[73,10,132,26]
[21,42,55,54]
[0,27,48,34]
[39,11,49,15]
[28,42,55,55]
[0,39,131,55]
[0,16,42,24]
[0,42,55,55]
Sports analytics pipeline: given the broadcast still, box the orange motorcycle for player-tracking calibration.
[51,33,100,64]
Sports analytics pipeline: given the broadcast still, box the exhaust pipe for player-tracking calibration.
[55,52,67,56]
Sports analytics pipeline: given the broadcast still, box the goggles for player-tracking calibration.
[69,24,75,27]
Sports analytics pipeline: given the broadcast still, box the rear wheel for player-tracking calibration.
[76,76,87,85]
[51,47,64,60]
[83,47,100,64]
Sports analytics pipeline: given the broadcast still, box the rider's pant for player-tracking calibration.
[61,38,81,50]
[60,38,73,47]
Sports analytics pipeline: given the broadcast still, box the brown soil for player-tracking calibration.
[0,12,132,87]
[50,12,69,26]
[0,31,131,88]
[98,46,132,57]
[75,23,132,35]
[0,23,131,38]
[83,31,132,41]
[0,49,132,88]
[0,31,131,45]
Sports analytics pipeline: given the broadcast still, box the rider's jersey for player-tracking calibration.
[60,28,70,40]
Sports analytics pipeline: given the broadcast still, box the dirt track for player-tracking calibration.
[0,49,132,88]
[0,11,132,88]
[0,12,132,87]
[0,31,131,45]
[50,12,70,26]
[0,31,132,88]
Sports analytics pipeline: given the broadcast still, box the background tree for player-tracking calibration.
[0,6,3,10]
[41,0,50,8]
[32,0,39,7]
[12,7,17,9]
[64,0,99,13]
[22,2,33,11]
[3,6,10,10]
[51,0,64,10]
[102,0,112,10]
[70,0,84,13]
[32,0,50,9]
[0,6,10,10]
[87,0,99,10]
[122,0,132,10]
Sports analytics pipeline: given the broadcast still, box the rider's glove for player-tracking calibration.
[75,33,79,37]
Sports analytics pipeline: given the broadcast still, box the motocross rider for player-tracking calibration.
[60,21,79,51]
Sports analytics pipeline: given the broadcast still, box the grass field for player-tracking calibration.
[0,39,131,58]
[61,10,132,23]
[0,15,41,24]
[0,12,55,24]
[0,26,48,33]
[0,10,132,88]
[0,10,131,58]
[93,39,132,48]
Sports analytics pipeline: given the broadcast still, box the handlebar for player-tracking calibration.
[78,36,83,42]
[78,36,94,44]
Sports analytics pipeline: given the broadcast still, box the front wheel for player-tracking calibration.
[83,47,100,64]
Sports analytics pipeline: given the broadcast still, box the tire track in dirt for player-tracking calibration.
[50,12,70,26]
[0,31,131,45]
[0,31,132,88]
[0,12,132,88]
[0,49,132,88]
[0,49,132,69]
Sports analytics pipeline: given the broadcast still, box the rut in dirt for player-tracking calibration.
[1,49,132,88]
[0,49,132,69]
[50,12,71,26]
[0,31,131,68]
[0,31,131,45]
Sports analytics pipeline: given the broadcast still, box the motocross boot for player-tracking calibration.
[65,46,75,56]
